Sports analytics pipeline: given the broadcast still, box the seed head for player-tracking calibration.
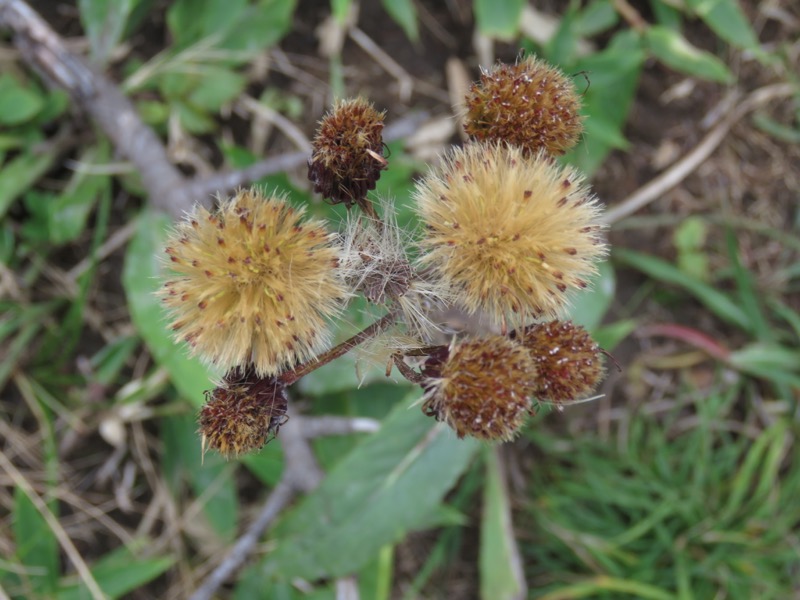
[308,97,387,210]
[198,371,288,458]
[414,142,606,328]
[160,188,346,377]
[464,56,583,156]
[421,335,536,441]
[519,320,604,404]
[339,199,446,341]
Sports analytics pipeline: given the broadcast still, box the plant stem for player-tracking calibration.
[280,312,397,385]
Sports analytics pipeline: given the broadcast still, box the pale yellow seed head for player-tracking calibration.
[160,188,346,376]
[414,142,606,327]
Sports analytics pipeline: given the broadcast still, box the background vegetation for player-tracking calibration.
[1,0,798,598]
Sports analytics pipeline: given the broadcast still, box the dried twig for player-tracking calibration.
[0,449,106,600]
[604,83,795,225]
[0,0,432,221]
[0,0,193,219]
[189,410,323,600]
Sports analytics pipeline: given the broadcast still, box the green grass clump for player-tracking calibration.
[522,388,800,599]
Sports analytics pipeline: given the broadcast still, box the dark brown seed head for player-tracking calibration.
[308,97,387,210]
[198,369,288,458]
[464,56,583,156]
[421,335,536,441]
[517,320,603,404]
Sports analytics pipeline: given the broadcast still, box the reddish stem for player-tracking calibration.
[279,312,397,385]
[639,323,730,362]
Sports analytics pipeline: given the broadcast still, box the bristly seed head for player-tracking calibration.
[339,198,446,342]
[198,370,288,458]
[308,97,387,211]
[464,55,583,156]
[421,335,536,441]
[517,320,604,404]
[414,142,607,328]
[159,187,346,377]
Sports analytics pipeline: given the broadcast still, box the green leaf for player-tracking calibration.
[545,8,580,66]
[13,487,59,596]
[226,0,297,52]
[48,145,110,244]
[613,248,752,332]
[78,0,136,65]
[474,0,525,40]
[564,30,645,175]
[90,336,140,387]
[187,68,247,111]
[172,99,217,134]
[56,544,174,600]
[645,25,734,83]
[480,448,526,600]
[331,0,352,23]
[0,75,45,125]
[166,0,248,48]
[575,0,619,37]
[358,545,394,600]
[381,0,418,42]
[241,443,285,486]
[592,319,637,351]
[160,414,240,541]
[0,143,60,219]
[167,0,296,52]
[263,394,480,581]
[727,343,800,388]
[122,209,215,406]
[569,259,615,333]
[684,0,759,51]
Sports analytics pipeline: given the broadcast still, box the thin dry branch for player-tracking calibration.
[0,0,193,219]
[188,409,323,600]
[604,83,796,224]
[0,0,431,220]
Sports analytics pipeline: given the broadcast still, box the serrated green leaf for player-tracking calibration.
[263,395,480,581]
[0,75,45,126]
[122,209,215,406]
[13,487,59,596]
[645,25,734,83]
[474,0,525,40]
[480,448,526,600]
[56,544,174,600]
[381,0,418,42]
[78,0,136,65]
